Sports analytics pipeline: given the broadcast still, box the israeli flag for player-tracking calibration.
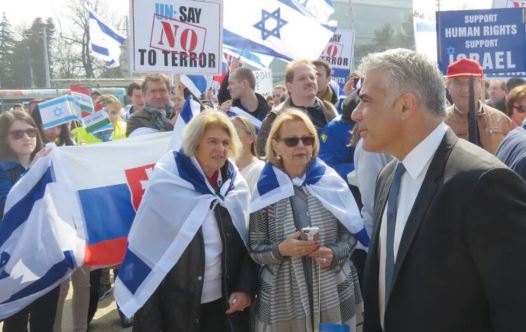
[251,158,369,247]
[38,96,78,129]
[0,149,83,319]
[170,96,201,151]
[223,0,336,61]
[180,75,208,99]
[88,9,126,68]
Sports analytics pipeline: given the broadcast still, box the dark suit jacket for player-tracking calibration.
[363,129,526,332]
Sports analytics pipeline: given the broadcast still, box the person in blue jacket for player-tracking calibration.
[318,89,360,180]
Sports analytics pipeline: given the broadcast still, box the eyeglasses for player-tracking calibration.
[277,135,315,147]
[512,105,526,113]
[9,128,37,140]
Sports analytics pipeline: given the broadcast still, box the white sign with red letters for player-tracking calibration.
[130,0,222,74]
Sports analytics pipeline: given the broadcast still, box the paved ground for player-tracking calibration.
[0,283,129,331]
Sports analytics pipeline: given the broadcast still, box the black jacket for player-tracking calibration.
[133,166,257,332]
[232,92,271,121]
[363,130,526,332]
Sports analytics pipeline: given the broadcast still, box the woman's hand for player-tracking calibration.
[278,231,319,257]
[310,246,334,268]
[225,292,251,314]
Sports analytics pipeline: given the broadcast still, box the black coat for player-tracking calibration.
[363,129,526,332]
[134,170,257,332]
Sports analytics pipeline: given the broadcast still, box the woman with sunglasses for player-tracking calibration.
[249,109,368,332]
[506,85,526,128]
[0,110,61,331]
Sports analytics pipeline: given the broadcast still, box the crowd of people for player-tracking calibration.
[2,48,526,332]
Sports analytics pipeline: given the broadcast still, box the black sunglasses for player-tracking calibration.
[9,128,37,140]
[277,135,315,147]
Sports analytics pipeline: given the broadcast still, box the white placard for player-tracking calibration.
[130,0,223,74]
[253,69,273,98]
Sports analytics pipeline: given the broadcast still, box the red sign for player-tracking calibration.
[124,163,155,211]
[324,43,342,58]
[150,14,207,53]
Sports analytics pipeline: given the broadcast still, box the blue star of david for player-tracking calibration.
[446,46,455,55]
[253,8,288,41]
[53,107,63,117]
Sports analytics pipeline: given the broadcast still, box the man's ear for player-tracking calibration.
[399,93,418,120]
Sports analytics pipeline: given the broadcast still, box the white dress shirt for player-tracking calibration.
[378,122,448,325]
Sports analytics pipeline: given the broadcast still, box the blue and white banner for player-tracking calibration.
[180,75,209,99]
[0,133,172,318]
[171,96,201,151]
[250,158,369,247]
[437,8,526,77]
[223,45,274,69]
[223,0,336,62]
[88,9,126,68]
[38,96,78,129]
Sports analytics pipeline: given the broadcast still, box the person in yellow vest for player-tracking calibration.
[98,95,127,141]
[73,95,127,144]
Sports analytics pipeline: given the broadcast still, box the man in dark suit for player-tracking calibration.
[351,48,526,332]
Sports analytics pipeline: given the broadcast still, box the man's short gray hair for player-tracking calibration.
[358,48,446,117]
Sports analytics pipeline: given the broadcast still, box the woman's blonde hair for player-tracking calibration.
[232,116,258,156]
[265,108,319,166]
[182,110,241,160]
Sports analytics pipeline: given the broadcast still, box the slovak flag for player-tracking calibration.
[0,132,172,319]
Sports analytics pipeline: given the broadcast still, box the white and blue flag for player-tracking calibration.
[250,158,369,247]
[223,0,336,62]
[170,96,201,151]
[114,151,250,318]
[38,96,78,130]
[88,9,126,68]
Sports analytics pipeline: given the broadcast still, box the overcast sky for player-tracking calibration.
[3,0,494,35]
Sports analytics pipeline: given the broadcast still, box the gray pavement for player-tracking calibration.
[0,283,131,331]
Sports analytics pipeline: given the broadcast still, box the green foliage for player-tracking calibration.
[0,13,17,88]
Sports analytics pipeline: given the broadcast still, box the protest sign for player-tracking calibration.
[130,0,222,74]
[38,96,78,129]
[319,29,355,91]
[437,8,526,77]
[253,69,273,98]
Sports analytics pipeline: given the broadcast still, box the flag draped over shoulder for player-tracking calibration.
[170,96,201,151]
[0,148,82,319]
[223,0,336,61]
[0,133,172,318]
[88,9,126,68]
[250,158,369,247]
[114,151,250,318]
